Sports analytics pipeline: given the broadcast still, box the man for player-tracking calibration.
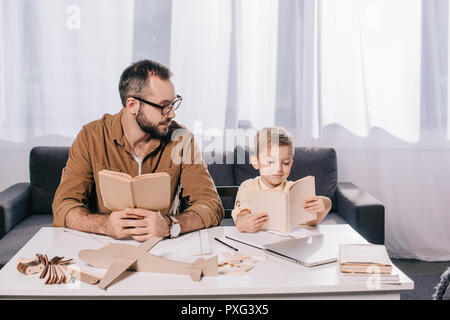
[52,59,224,241]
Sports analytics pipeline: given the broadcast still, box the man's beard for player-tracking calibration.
[136,109,170,140]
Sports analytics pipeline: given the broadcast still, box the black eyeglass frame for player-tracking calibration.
[131,95,182,115]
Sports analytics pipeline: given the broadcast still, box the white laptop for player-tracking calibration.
[263,234,338,267]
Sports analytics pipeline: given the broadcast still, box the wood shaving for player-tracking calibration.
[17,254,74,285]
[218,252,266,275]
[17,253,101,285]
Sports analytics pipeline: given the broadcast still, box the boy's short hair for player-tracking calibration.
[254,127,294,158]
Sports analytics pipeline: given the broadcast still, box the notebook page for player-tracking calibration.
[339,244,392,266]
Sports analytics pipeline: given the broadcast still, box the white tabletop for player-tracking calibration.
[0,225,414,299]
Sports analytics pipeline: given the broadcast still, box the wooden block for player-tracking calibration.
[233,253,247,260]
[40,265,49,279]
[237,264,254,272]
[44,265,53,284]
[17,261,44,275]
[220,252,232,259]
[228,258,241,265]
[232,270,249,275]
[65,266,101,285]
[50,265,57,284]
[250,254,267,261]
[187,267,202,281]
[56,265,65,284]
[218,268,234,275]
[16,258,36,266]
[218,260,228,267]
[59,258,74,266]
[60,265,72,283]
[243,258,256,264]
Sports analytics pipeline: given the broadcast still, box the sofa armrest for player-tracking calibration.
[0,183,31,238]
[336,182,385,244]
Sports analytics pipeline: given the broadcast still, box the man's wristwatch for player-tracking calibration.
[169,215,181,238]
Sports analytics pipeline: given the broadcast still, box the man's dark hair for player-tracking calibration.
[119,59,173,107]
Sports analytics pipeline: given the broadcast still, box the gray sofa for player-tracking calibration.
[0,146,385,268]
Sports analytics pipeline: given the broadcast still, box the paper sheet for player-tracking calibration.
[267,226,321,239]
[59,228,212,263]
[339,244,392,265]
[225,226,321,250]
[150,230,212,260]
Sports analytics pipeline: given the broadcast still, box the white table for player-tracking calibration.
[0,225,413,299]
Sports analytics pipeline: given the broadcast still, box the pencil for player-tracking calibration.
[214,237,239,251]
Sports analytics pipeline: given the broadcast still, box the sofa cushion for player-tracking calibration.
[291,147,338,207]
[0,214,53,268]
[205,152,235,216]
[205,152,235,186]
[29,146,70,215]
[319,212,347,224]
[233,146,338,206]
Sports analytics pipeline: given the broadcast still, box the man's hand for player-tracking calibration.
[106,208,171,241]
[235,211,269,233]
[105,210,136,239]
[302,195,332,226]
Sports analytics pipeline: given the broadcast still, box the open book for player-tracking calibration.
[249,176,317,234]
[98,169,170,211]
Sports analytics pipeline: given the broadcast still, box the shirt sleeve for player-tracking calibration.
[51,127,94,227]
[231,181,253,222]
[179,134,224,228]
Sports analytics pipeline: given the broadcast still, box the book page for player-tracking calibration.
[339,244,392,266]
[98,170,134,211]
[267,226,322,239]
[250,190,287,233]
[132,172,170,211]
[225,228,291,250]
[150,230,212,262]
[289,176,317,228]
[133,172,169,181]
[101,170,133,181]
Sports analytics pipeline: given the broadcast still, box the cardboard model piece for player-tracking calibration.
[17,254,101,285]
[79,237,218,290]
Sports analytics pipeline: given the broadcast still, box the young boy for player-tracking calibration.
[232,127,332,233]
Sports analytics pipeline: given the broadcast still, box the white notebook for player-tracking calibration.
[225,227,321,250]
[263,234,339,267]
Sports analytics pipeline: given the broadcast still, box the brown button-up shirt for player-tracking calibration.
[52,109,224,228]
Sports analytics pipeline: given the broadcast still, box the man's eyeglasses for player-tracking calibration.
[132,95,182,115]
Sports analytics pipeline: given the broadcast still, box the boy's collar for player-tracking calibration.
[257,176,288,191]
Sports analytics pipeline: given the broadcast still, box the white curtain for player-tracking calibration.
[169,0,279,147]
[235,0,279,130]
[0,0,135,187]
[317,0,422,143]
[0,0,134,142]
[169,0,231,145]
[314,0,450,261]
[0,2,5,123]
[272,0,450,261]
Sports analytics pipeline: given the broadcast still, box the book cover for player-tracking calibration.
[250,176,317,234]
[339,244,393,274]
[98,169,170,211]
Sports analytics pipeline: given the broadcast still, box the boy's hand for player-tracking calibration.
[302,196,332,226]
[236,211,269,233]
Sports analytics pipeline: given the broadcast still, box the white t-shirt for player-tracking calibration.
[231,176,294,222]
[131,151,143,176]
